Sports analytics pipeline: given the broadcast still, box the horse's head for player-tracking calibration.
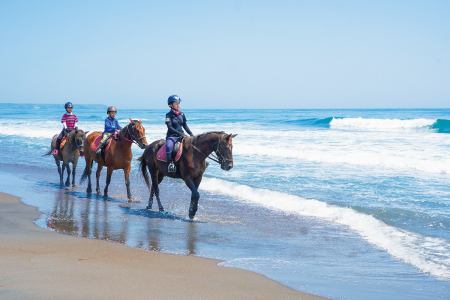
[74,129,89,156]
[129,119,148,149]
[217,133,237,171]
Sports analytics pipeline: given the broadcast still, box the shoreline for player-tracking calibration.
[0,192,327,300]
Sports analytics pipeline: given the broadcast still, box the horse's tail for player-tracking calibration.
[138,155,151,189]
[42,149,53,156]
[80,160,93,184]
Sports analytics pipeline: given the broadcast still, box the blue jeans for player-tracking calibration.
[166,137,179,153]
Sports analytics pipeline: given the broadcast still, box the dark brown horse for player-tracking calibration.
[138,131,237,219]
[80,119,148,201]
[43,129,88,187]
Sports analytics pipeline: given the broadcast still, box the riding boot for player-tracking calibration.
[53,138,61,155]
[166,152,176,173]
[95,142,103,155]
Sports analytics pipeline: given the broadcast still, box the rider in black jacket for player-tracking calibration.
[165,95,194,173]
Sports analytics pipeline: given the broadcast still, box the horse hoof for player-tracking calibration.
[87,188,92,194]
[72,184,76,188]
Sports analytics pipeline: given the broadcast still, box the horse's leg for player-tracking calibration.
[72,161,77,187]
[54,157,62,184]
[86,158,93,194]
[103,167,113,200]
[124,164,132,201]
[146,185,155,210]
[184,177,200,220]
[154,172,165,212]
[96,165,103,195]
[60,163,66,187]
[65,163,71,187]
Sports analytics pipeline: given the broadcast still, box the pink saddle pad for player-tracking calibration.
[157,143,183,162]
[91,135,112,152]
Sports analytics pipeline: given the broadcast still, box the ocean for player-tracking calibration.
[0,105,449,299]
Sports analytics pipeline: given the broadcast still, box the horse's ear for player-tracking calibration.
[231,134,237,138]
[130,118,136,124]
[85,131,89,135]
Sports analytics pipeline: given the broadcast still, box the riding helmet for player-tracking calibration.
[167,95,182,105]
[107,106,117,113]
[64,102,73,108]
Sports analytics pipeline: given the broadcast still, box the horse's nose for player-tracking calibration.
[226,163,233,171]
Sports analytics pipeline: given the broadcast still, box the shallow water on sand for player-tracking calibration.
[0,163,448,300]
[1,107,450,300]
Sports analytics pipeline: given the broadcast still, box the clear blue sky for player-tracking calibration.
[0,1,449,109]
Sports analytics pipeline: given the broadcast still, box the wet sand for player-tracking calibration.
[0,192,326,300]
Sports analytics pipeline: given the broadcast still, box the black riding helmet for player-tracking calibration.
[167,95,181,106]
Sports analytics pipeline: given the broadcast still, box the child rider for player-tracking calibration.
[53,102,78,156]
[95,106,122,155]
[165,95,194,173]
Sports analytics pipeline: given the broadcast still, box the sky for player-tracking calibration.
[0,0,449,109]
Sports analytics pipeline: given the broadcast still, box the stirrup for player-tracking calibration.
[168,162,176,173]
[52,149,58,156]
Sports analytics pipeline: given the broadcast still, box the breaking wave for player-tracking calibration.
[200,178,450,279]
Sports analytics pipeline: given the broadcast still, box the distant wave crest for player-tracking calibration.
[330,117,436,129]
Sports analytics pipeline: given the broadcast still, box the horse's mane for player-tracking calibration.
[118,120,140,139]
[186,131,225,146]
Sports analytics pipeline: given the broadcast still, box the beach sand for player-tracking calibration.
[0,192,327,300]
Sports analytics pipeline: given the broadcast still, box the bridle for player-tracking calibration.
[193,134,233,165]
[121,124,146,147]
[73,132,84,154]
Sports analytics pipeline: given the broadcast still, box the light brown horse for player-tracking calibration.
[43,129,88,187]
[80,119,148,201]
[138,131,236,219]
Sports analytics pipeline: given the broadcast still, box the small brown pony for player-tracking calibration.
[138,131,237,219]
[44,129,88,187]
[80,119,148,200]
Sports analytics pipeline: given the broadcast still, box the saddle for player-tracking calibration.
[91,134,113,153]
[157,140,183,162]
[59,135,68,150]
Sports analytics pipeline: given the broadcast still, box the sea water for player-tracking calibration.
[0,104,449,299]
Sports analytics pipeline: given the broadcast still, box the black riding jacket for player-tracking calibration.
[165,110,193,138]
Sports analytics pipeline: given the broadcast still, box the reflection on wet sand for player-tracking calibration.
[187,222,197,255]
[45,187,204,256]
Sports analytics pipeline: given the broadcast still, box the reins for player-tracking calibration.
[120,124,146,145]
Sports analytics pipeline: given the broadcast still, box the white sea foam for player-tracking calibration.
[330,117,436,129]
[200,178,450,279]
[229,127,450,174]
[0,120,164,140]
[235,144,450,174]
